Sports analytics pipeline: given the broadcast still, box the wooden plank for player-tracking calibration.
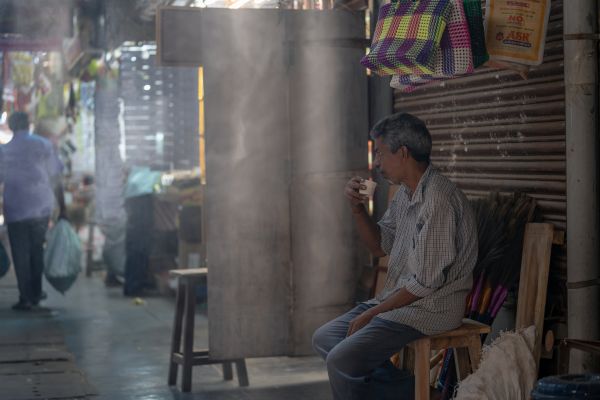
[428,323,491,339]
[428,336,473,350]
[515,223,554,371]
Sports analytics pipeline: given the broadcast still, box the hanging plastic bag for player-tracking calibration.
[484,0,551,66]
[0,241,10,279]
[390,0,474,92]
[361,0,453,76]
[100,219,126,277]
[44,219,82,293]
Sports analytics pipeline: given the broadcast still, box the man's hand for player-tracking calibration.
[344,176,367,214]
[347,309,376,337]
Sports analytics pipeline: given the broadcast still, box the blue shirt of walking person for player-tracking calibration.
[0,130,63,223]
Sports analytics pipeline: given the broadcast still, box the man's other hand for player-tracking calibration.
[347,309,376,337]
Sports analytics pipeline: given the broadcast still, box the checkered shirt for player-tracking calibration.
[367,166,478,335]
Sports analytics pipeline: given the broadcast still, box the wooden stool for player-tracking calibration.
[167,268,249,392]
[406,320,491,400]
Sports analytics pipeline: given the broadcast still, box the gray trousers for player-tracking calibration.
[312,303,424,400]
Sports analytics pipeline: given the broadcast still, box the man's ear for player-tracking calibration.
[400,146,409,160]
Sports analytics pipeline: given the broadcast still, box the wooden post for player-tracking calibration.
[515,223,554,372]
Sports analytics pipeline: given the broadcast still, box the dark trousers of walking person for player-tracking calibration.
[7,217,49,305]
[124,195,153,296]
[312,303,424,400]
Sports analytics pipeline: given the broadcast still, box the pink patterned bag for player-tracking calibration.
[390,0,473,93]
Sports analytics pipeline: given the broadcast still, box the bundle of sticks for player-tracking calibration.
[436,192,538,398]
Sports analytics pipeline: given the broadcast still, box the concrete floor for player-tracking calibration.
[4,272,332,400]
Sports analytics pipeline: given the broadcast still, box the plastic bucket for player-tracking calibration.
[531,374,600,399]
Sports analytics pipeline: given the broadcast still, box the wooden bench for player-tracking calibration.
[167,268,249,392]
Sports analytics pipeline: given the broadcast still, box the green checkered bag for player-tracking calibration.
[463,0,489,68]
[361,0,453,76]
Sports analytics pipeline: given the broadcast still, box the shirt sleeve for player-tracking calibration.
[377,195,400,255]
[405,201,457,298]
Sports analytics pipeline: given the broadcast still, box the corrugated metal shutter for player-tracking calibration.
[393,1,566,318]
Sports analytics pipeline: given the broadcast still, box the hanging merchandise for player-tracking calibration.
[484,0,551,66]
[361,0,453,76]
[463,0,489,68]
[10,53,34,89]
[2,81,15,103]
[36,92,61,119]
[390,0,473,92]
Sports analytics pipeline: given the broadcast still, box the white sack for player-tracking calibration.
[455,325,537,400]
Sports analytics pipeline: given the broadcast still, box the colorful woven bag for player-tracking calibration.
[463,0,489,68]
[361,0,453,76]
[390,0,473,92]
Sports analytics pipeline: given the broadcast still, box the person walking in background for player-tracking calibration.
[0,112,66,310]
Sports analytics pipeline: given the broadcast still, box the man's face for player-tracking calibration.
[374,137,406,185]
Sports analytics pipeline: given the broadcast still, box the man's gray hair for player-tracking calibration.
[370,113,432,163]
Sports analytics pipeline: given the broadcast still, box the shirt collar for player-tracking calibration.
[401,165,434,206]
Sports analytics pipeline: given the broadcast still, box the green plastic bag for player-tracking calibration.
[44,220,82,293]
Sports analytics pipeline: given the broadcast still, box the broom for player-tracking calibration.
[438,192,537,399]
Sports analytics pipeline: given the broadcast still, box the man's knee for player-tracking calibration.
[325,343,364,377]
[312,324,329,358]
